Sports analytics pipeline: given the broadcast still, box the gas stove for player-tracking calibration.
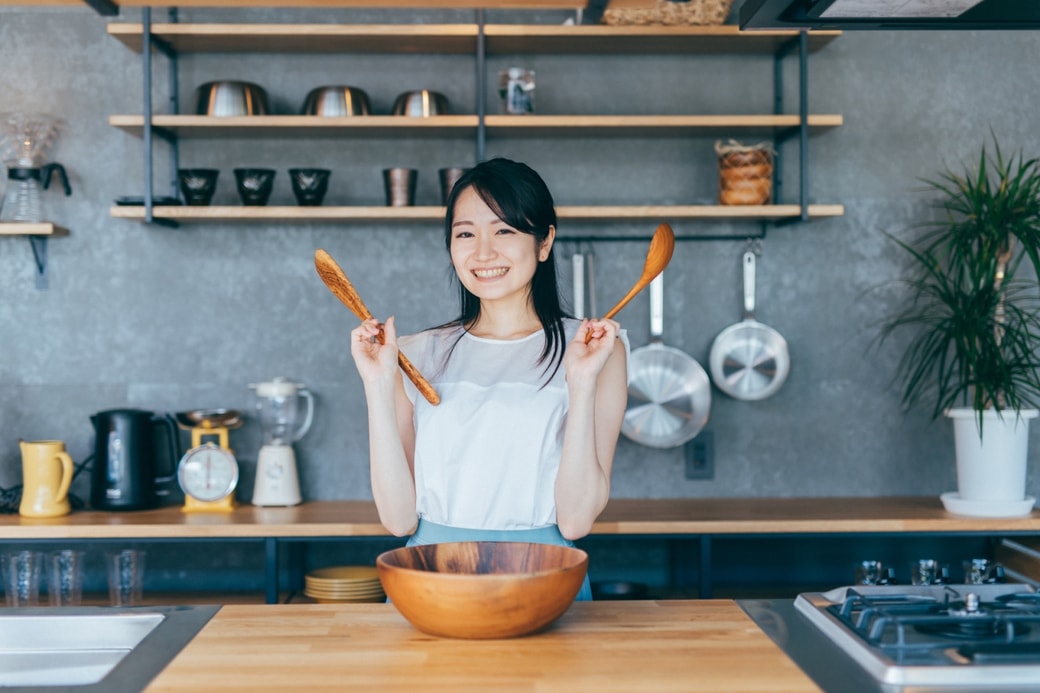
[794,584,1040,689]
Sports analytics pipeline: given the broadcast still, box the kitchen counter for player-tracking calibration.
[2,496,1037,539]
[3,497,1034,603]
[143,600,821,692]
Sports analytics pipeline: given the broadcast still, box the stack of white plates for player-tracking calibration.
[304,565,385,603]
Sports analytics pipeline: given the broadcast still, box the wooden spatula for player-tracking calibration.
[314,248,440,406]
[585,223,676,343]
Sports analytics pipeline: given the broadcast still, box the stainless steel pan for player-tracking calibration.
[622,272,711,448]
[709,250,790,400]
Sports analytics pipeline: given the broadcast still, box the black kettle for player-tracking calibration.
[90,409,179,511]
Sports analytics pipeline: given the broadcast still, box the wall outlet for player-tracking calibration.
[685,432,714,480]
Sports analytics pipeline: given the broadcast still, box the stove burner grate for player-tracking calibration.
[829,588,1040,650]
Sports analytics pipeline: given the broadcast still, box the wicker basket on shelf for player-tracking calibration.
[601,0,734,26]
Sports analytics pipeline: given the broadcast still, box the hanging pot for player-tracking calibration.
[622,272,711,449]
[709,250,790,401]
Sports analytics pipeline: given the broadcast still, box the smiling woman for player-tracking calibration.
[347,158,630,602]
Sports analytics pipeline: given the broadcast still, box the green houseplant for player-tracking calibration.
[880,139,1040,516]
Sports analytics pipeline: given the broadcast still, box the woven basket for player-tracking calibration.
[601,0,734,26]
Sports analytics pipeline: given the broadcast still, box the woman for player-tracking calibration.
[350,158,628,600]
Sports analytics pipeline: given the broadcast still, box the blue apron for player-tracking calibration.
[406,518,593,601]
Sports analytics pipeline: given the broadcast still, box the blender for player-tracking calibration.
[249,377,314,506]
[0,112,71,223]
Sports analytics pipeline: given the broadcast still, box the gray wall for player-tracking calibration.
[2,3,1040,513]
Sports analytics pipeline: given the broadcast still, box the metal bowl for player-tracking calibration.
[174,409,243,430]
[391,89,450,117]
[301,85,370,116]
[195,81,269,116]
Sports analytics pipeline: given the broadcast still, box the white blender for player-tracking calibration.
[250,377,314,506]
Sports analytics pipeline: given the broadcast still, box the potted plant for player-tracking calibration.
[879,138,1040,516]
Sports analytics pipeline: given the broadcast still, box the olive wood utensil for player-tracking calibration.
[314,248,440,406]
[585,223,676,343]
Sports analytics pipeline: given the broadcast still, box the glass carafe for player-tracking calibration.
[0,112,71,223]
[1,163,70,222]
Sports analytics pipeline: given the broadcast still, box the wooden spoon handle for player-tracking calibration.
[314,249,441,406]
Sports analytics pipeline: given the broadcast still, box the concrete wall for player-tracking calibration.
[2,4,1040,516]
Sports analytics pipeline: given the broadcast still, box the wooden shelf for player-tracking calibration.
[0,498,1037,540]
[110,205,448,222]
[109,114,479,137]
[0,222,69,236]
[109,203,845,223]
[107,22,841,55]
[484,114,843,135]
[110,113,842,137]
[7,0,586,9]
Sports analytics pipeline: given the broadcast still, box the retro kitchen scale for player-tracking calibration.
[174,408,242,512]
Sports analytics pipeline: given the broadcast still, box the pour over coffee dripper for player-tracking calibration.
[0,112,72,223]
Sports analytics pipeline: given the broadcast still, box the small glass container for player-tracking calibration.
[498,67,535,115]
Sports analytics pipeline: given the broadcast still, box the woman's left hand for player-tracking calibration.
[564,318,620,388]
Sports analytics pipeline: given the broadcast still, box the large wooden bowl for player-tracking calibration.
[376,541,588,639]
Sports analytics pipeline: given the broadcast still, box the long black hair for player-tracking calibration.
[442,157,568,380]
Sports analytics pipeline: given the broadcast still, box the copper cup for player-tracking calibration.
[383,168,417,207]
[438,167,469,206]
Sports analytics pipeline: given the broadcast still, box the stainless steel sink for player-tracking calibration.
[0,605,219,691]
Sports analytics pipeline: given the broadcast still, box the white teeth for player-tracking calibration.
[474,268,508,279]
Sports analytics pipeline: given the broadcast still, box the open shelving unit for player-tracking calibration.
[107,16,844,232]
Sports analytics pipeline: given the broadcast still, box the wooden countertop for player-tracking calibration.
[144,600,819,693]
[1,497,1038,540]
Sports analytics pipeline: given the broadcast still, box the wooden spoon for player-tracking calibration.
[585,223,676,343]
[314,248,441,406]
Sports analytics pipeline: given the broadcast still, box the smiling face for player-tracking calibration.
[449,185,554,309]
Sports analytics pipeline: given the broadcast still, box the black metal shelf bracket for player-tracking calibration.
[28,236,50,289]
[81,0,118,16]
[557,227,767,244]
[475,10,487,164]
[772,31,811,224]
[140,7,180,229]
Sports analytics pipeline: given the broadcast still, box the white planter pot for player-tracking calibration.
[945,408,1038,514]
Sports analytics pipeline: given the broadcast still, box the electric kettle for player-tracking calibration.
[90,409,179,511]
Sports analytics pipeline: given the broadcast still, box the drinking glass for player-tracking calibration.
[107,549,146,606]
[2,550,43,606]
[48,549,85,606]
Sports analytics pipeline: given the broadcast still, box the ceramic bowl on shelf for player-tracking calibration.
[196,81,270,116]
[289,168,331,206]
[233,168,276,206]
[376,541,587,639]
[177,168,220,206]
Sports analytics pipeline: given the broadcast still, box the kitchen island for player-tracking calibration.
[142,599,820,692]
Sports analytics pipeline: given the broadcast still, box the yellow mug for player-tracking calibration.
[19,440,74,518]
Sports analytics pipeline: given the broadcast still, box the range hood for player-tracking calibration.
[739,0,1040,30]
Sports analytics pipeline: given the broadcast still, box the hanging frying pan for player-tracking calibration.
[622,272,711,449]
[709,250,790,401]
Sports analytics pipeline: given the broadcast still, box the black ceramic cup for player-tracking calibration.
[178,168,220,206]
[289,168,331,206]
[233,168,276,206]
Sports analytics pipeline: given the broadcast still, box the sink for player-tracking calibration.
[0,605,219,691]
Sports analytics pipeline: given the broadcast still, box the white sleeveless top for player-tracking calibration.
[398,319,629,531]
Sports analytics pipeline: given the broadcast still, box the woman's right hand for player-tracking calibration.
[350,316,400,390]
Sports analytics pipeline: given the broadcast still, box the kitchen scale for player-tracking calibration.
[174,409,242,513]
